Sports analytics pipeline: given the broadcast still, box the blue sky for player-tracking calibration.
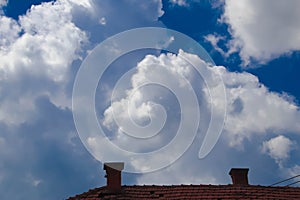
[0,0,300,199]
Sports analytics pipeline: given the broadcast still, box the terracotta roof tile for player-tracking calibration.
[67,184,300,200]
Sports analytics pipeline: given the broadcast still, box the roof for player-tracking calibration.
[67,184,300,200]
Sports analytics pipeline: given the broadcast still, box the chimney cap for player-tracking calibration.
[104,162,124,171]
[229,168,249,174]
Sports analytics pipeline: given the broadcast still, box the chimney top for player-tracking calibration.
[103,162,124,192]
[104,162,124,171]
[229,168,249,186]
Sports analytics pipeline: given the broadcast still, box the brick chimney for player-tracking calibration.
[229,168,249,185]
[103,162,124,192]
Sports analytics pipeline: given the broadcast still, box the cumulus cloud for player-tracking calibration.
[96,50,204,172]
[221,0,300,65]
[103,51,194,139]
[222,71,300,147]
[0,16,21,48]
[1,0,299,198]
[0,0,166,199]
[0,0,88,125]
[103,50,300,149]
[101,49,300,181]
[0,0,165,125]
[262,135,295,166]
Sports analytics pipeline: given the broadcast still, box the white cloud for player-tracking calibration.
[0,0,6,7]
[221,0,300,65]
[18,3,87,80]
[103,51,199,147]
[262,135,295,166]
[287,165,300,177]
[0,0,167,198]
[154,0,164,17]
[169,0,189,7]
[103,50,300,150]
[0,17,20,48]
[1,0,299,197]
[0,0,166,144]
[204,34,227,57]
[0,1,88,80]
[221,70,300,147]
[67,0,93,9]
[103,52,193,139]
[101,49,300,180]
[0,0,88,124]
[100,51,199,167]
[99,17,106,25]
[89,0,164,31]
[25,173,42,187]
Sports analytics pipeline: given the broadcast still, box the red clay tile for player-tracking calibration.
[67,184,300,200]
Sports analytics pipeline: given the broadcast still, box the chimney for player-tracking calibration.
[103,162,124,192]
[229,168,249,185]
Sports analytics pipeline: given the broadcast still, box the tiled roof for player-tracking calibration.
[67,184,300,200]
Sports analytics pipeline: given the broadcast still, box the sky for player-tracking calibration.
[0,0,300,199]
